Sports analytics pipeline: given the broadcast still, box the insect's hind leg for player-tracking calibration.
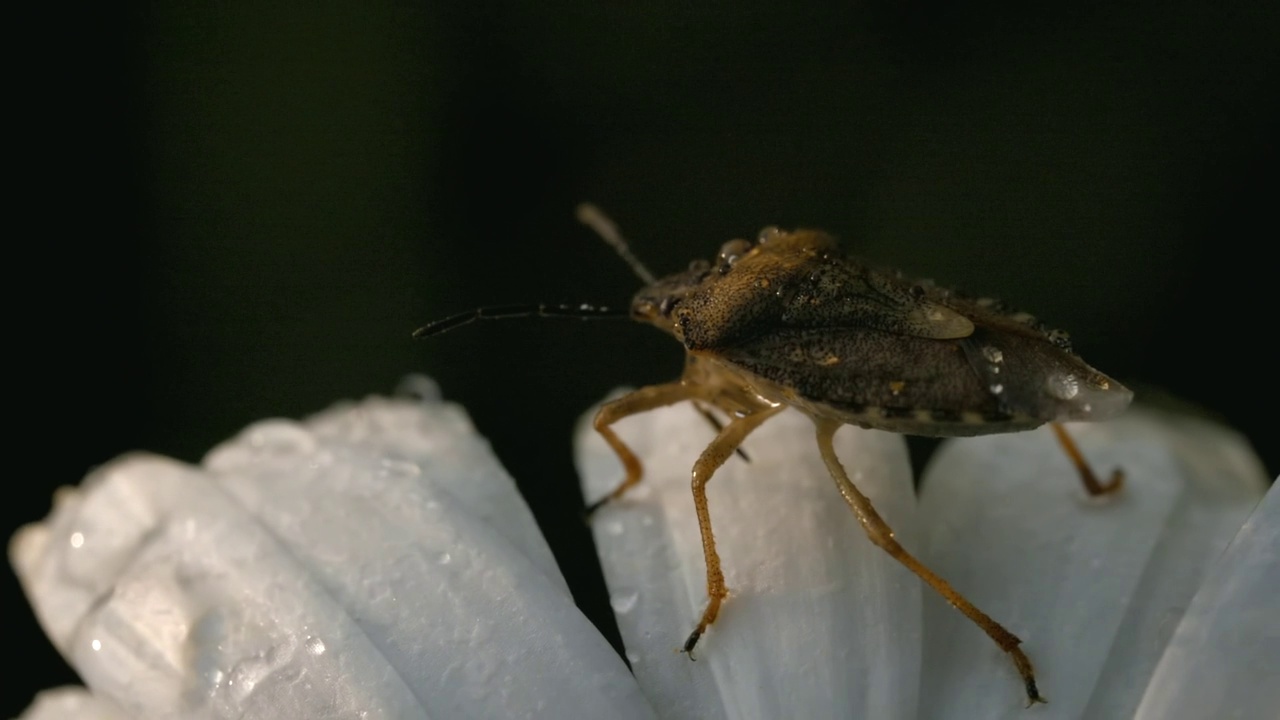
[1050,423,1124,496]
[682,405,784,656]
[587,382,698,515]
[812,419,1047,706]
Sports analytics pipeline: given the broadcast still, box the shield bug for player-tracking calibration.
[415,204,1132,705]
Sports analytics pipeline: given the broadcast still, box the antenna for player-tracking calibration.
[576,203,657,285]
[412,303,628,338]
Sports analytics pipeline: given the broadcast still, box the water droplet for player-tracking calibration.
[91,638,101,652]
[989,383,1004,395]
[305,636,326,656]
[1047,373,1080,400]
[718,238,752,265]
[982,346,1004,364]
[610,590,639,615]
[626,650,641,664]
[69,532,84,549]
[437,552,452,565]
[990,365,1001,375]
[247,421,317,457]
[395,374,442,402]
[604,520,624,537]
[756,226,782,244]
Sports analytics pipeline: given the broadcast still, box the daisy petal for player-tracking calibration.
[917,409,1268,719]
[13,388,654,719]
[577,401,922,720]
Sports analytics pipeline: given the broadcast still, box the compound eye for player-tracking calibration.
[718,238,753,265]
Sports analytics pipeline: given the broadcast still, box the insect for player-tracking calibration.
[415,204,1132,705]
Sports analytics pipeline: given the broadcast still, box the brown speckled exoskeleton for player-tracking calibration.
[415,205,1133,706]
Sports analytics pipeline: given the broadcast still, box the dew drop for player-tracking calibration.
[610,590,639,615]
[247,421,317,457]
[756,226,782,244]
[1047,373,1080,400]
[718,238,752,265]
[989,383,1004,395]
[305,636,327,656]
[604,520,624,537]
[69,532,84,549]
[437,552,452,565]
[91,638,101,652]
[982,346,1004,364]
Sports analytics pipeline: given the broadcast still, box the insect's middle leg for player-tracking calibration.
[682,405,784,656]
[587,382,698,515]
[1050,423,1124,496]
[812,419,1047,706]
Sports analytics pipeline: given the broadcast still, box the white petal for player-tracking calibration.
[18,686,129,720]
[12,386,654,720]
[577,401,922,720]
[916,409,1268,719]
[1133,474,1280,720]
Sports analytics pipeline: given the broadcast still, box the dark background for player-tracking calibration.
[11,1,1276,715]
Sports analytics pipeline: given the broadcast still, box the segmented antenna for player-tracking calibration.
[412,303,626,338]
[576,203,657,285]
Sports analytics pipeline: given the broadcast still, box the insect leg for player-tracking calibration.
[682,405,785,657]
[692,401,751,463]
[812,419,1047,706]
[587,382,698,515]
[1049,423,1124,496]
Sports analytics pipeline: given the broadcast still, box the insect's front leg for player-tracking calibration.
[587,382,697,515]
[1050,423,1124,496]
[812,418,1047,706]
[682,404,784,656]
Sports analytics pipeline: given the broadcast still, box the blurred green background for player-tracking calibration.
[12,1,1275,713]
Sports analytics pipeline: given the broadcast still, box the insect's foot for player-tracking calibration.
[583,496,611,518]
[681,628,703,659]
[1095,468,1125,496]
[1008,647,1046,707]
[1023,678,1047,707]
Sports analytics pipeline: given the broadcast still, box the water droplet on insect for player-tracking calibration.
[437,552,452,565]
[305,636,326,656]
[69,532,84,549]
[604,520,624,536]
[610,590,639,615]
[718,238,752,265]
[1047,373,1080,400]
[982,346,1004,364]
[91,638,102,652]
[626,650,641,664]
[756,226,782,244]
[990,383,1004,395]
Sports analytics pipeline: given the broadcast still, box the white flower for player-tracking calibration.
[11,377,1277,719]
